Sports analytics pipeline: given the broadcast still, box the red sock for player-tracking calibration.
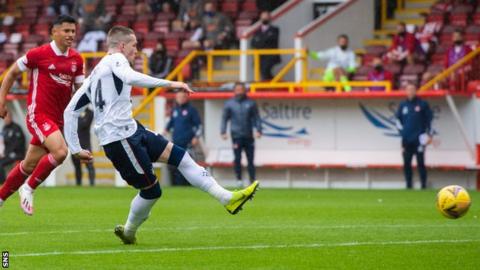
[27,154,59,189]
[0,162,30,200]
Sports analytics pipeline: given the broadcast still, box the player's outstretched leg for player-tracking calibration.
[114,181,162,245]
[0,161,31,208]
[175,149,259,215]
[19,131,68,215]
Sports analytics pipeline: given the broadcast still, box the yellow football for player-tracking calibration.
[436,185,471,219]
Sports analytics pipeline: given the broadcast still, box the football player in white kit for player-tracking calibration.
[64,26,259,244]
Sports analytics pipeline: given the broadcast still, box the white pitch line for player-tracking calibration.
[12,239,480,258]
[1,224,479,237]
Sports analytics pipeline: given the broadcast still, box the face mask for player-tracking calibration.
[340,45,348,51]
[454,40,463,46]
[261,19,270,25]
[374,64,383,72]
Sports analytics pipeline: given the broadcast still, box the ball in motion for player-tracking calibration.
[436,185,471,219]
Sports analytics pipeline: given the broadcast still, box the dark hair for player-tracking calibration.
[233,82,247,91]
[337,34,348,41]
[454,28,464,35]
[52,15,77,26]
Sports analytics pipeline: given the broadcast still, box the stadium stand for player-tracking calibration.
[359,0,480,90]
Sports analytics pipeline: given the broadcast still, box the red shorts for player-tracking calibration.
[26,114,61,146]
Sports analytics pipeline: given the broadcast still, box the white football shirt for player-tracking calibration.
[64,52,170,154]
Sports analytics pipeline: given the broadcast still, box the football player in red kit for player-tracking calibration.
[0,15,86,215]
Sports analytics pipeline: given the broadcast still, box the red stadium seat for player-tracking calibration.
[164,38,180,52]
[426,11,445,23]
[156,12,176,22]
[355,65,373,76]
[449,13,468,27]
[365,45,387,56]
[33,23,50,37]
[3,43,19,58]
[105,5,117,14]
[133,21,150,35]
[403,64,426,75]
[242,0,257,12]
[221,1,239,18]
[152,20,169,34]
[384,63,402,75]
[121,4,136,16]
[473,12,480,25]
[14,24,31,37]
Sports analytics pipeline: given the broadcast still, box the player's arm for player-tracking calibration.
[112,55,193,93]
[0,63,23,117]
[64,81,93,163]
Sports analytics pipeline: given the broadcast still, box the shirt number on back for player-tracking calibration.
[94,80,106,112]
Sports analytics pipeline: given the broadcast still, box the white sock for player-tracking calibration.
[0,199,3,207]
[124,194,158,237]
[23,183,34,193]
[177,153,232,205]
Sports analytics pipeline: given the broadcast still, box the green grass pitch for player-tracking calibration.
[0,187,479,269]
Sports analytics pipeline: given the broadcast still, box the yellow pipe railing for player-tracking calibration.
[132,50,199,117]
[133,49,303,116]
[419,48,480,92]
[250,81,392,93]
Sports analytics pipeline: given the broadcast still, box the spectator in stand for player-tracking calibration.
[149,42,172,79]
[136,1,151,15]
[416,19,442,58]
[149,0,179,13]
[445,29,472,68]
[47,0,74,16]
[368,57,394,91]
[165,91,202,186]
[0,111,25,184]
[73,0,111,33]
[251,11,281,81]
[309,34,357,92]
[182,19,204,49]
[386,22,416,65]
[201,1,233,49]
[178,0,205,24]
[445,29,472,89]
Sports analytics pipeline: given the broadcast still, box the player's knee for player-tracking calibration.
[139,182,162,200]
[22,160,36,174]
[50,147,68,164]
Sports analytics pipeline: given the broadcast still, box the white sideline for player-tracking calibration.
[12,239,480,258]
[1,224,479,237]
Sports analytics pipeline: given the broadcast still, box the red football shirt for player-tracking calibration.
[17,41,84,127]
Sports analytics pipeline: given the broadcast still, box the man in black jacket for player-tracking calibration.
[0,111,25,183]
[70,107,95,186]
[251,11,281,81]
[221,83,262,187]
[396,83,433,189]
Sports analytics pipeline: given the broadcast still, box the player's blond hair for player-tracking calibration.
[107,26,135,49]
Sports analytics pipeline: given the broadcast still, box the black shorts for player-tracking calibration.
[103,123,169,189]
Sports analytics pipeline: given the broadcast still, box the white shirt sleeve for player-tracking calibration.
[16,55,28,72]
[111,53,172,88]
[64,79,91,155]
